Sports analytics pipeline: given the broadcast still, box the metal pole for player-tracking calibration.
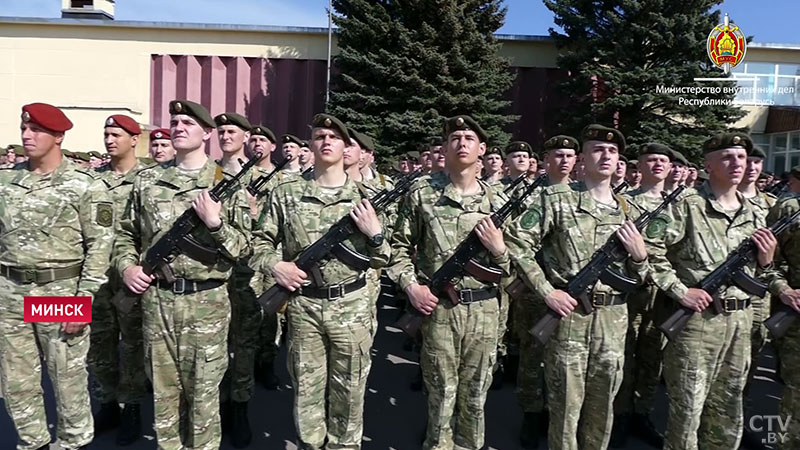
[325,0,332,109]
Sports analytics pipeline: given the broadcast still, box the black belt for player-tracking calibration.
[580,292,626,307]
[300,278,367,300]
[452,287,499,304]
[717,298,751,313]
[157,278,225,295]
[1,264,82,284]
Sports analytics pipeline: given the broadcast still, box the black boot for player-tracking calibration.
[741,425,766,450]
[630,412,665,448]
[93,401,121,433]
[409,367,423,391]
[519,412,541,449]
[260,362,279,390]
[116,404,141,446]
[231,401,253,449]
[220,399,232,433]
[610,414,629,448]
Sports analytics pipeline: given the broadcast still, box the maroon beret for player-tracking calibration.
[21,103,73,133]
[105,115,141,135]
[150,128,171,141]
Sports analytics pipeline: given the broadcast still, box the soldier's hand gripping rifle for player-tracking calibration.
[110,153,262,312]
[394,174,548,337]
[256,169,423,314]
[529,186,685,345]
[247,156,292,198]
[659,207,800,341]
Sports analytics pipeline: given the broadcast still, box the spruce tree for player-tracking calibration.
[544,0,746,162]
[329,0,517,166]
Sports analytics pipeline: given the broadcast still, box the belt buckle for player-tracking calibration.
[173,278,186,294]
[460,289,476,304]
[23,269,37,283]
[327,284,345,300]
[592,292,607,307]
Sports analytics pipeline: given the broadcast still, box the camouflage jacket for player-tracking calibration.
[0,158,113,297]
[649,183,772,302]
[767,195,800,295]
[112,158,249,281]
[506,182,649,301]
[389,172,512,292]
[251,173,391,287]
[744,190,777,227]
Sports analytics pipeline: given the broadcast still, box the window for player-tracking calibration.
[792,132,800,151]
[775,133,788,150]
[790,153,800,170]
[71,0,94,8]
[778,64,800,76]
[773,154,786,174]
[732,61,800,106]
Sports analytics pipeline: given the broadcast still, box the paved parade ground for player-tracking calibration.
[0,288,783,450]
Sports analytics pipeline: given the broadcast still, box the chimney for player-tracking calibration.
[61,0,115,20]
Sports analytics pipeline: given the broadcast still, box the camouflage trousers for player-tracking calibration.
[775,319,800,450]
[255,272,283,371]
[0,276,93,450]
[495,287,511,367]
[513,295,547,413]
[421,297,499,450]
[744,294,770,412]
[221,267,262,403]
[613,285,666,415]
[663,307,752,450]
[88,282,146,405]
[287,286,376,450]
[143,283,230,450]
[544,302,627,450]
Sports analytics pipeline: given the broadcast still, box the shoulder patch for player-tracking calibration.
[520,207,541,230]
[645,214,670,239]
[96,202,113,227]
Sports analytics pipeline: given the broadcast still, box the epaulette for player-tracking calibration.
[74,165,102,180]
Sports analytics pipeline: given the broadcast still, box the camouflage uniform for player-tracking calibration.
[390,172,511,450]
[766,195,800,450]
[112,158,249,450]
[506,182,649,450]
[0,158,113,450]
[251,173,391,450]
[649,184,772,450]
[613,188,674,417]
[88,160,150,408]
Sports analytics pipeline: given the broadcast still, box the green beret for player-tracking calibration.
[281,134,304,146]
[763,171,773,177]
[758,172,769,180]
[398,154,410,162]
[702,132,753,154]
[505,141,532,157]
[697,170,709,181]
[88,151,103,158]
[486,146,502,156]
[214,112,251,131]
[138,157,156,165]
[543,135,580,152]
[408,150,420,159]
[169,100,216,128]
[311,113,351,142]
[750,145,767,160]
[249,125,276,143]
[429,136,444,147]
[671,150,689,166]
[638,143,673,160]
[580,124,626,153]
[301,140,309,148]
[618,154,628,163]
[13,146,26,156]
[627,160,638,169]
[348,128,375,151]
[61,149,73,157]
[443,115,488,143]
[75,152,91,162]
[791,165,800,180]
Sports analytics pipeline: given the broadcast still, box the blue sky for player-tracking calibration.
[0,0,796,44]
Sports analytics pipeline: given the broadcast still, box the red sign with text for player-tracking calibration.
[24,296,92,322]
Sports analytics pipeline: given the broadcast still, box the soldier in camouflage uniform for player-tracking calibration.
[513,135,579,449]
[737,145,778,443]
[0,103,114,450]
[281,134,304,174]
[482,146,505,185]
[665,150,688,193]
[251,114,389,450]
[501,141,532,187]
[390,115,511,450]
[766,166,800,449]
[649,133,778,450]
[112,99,249,450]
[506,125,649,450]
[149,128,175,164]
[611,143,676,448]
[88,114,150,446]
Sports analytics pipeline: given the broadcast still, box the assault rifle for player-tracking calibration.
[659,207,800,341]
[766,179,789,196]
[528,186,685,345]
[393,174,548,337]
[110,153,262,312]
[256,169,423,314]
[247,156,292,198]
